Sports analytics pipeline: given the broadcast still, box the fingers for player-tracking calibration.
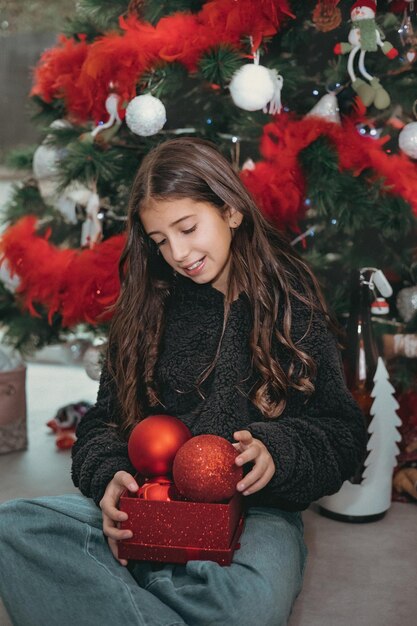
[113,470,139,493]
[102,513,131,541]
[233,431,254,461]
[100,471,138,520]
[233,430,253,446]
[100,471,139,566]
[233,433,276,496]
[237,461,275,496]
[108,537,128,567]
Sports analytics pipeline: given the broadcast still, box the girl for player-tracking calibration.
[0,138,366,626]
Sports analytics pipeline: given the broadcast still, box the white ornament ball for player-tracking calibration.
[33,119,71,206]
[83,343,106,380]
[229,64,274,112]
[399,122,417,159]
[33,144,61,181]
[125,94,167,137]
[306,93,341,124]
[396,285,417,322]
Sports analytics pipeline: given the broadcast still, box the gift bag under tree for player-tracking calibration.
[0,351,27,454]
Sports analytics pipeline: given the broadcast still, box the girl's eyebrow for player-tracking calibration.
[147,214,196,236]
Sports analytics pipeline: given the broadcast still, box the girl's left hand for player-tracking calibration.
[233,430,276,496]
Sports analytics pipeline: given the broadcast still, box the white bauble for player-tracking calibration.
[83,341,107,381]
[125,94,167,136]
[33,144,61,181]
[398,122,417,159]
[396,285,417,322]
[33,119,72,207]
[229,64,275,111]
[306,93,341,124]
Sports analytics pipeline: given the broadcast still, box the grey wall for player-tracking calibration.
[0,32,56,157]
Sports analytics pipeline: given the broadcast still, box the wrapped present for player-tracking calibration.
[0,365,27,454]
[118,485,244,565]
[120,418,245,565]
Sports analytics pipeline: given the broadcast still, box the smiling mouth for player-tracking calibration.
[183,257,205,271]
[182,256,207,276]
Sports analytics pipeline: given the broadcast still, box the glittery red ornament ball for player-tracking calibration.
[173,435,243,503]
[128,414,192,477]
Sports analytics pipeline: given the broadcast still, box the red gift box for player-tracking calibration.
[118,486,245,566]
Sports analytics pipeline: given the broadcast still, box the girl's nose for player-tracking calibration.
[170,239,190,262]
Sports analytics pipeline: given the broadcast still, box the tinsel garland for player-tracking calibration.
[2,115,416,325]
[31,0,293,122]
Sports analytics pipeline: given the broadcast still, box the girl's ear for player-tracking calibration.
[226,206,243,228]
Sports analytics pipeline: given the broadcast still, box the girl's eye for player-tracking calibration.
[154,225,196,247]
[183,225,197,235]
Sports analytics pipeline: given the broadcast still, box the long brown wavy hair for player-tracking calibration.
[108,137,332,433]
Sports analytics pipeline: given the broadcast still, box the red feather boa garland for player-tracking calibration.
[31,0,294,122]
[242,114,417,225]
[0,217,124,327]
[2,115,417,327]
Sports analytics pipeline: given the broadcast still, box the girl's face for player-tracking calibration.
[141,197,242,295]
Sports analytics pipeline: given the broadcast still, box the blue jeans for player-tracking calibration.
[0,494,307,626]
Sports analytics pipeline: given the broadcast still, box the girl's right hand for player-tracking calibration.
[99,470,139,566]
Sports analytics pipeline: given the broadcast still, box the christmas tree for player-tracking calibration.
[0,0,416,393]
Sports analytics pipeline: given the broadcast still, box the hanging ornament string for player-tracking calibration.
[80,180,103,248]
[90,93,122,139]
[229,37,283,114]
[252,40,284,115]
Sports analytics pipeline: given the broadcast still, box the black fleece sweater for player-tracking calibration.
[71,276,367,511]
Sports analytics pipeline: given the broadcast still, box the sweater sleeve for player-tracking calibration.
[246,311,367,511]
[71,360,136,506]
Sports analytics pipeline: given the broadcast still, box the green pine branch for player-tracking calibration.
[143,0,206,25]
[76,0,130,32]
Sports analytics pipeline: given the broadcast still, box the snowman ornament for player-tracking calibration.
[334,0,398,109]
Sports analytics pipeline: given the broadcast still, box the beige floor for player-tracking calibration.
[1,363,416,626]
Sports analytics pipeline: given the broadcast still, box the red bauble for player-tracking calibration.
[128,415,192,477]
[173,434,243,503]
[138,478,181,501]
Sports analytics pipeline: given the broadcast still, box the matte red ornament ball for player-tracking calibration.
[173,434,243,503]
[128,414,192,477]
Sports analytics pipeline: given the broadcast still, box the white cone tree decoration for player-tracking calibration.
[306,93,341,124]
[319,357,402,518]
